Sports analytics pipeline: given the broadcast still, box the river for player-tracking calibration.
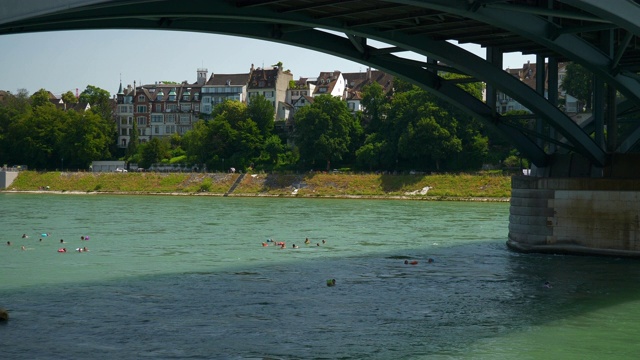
[1,193,639,359]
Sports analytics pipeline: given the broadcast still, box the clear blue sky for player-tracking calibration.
[0,29,535,97]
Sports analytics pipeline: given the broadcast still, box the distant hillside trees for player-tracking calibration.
[0,87,115,170]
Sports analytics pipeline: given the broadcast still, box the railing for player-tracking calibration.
[1,165,28,171]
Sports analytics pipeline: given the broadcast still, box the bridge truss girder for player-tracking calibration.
[2,0,640,168]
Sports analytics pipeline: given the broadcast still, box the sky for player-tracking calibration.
[0,29,536,97]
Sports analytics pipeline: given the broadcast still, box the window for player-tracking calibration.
[121,139,127,147]
[181,104,191,112]
[120,117,127,125]
[136,105,147,113]
[165,125,175,134]
[151,115,163,123]
[128,117,133,125]
[138,95,145,102]
[194,104,200,112]
[167,104,177,112]
[121,128,127,136]
[166,114,175,123]
[137,117,146,126]
[180,115,190,124]
[154,126,160,134]
[155,104,162,112]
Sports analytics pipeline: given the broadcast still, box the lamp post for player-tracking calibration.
[61,158,64,171]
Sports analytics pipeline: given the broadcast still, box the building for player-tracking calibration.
[201,70,251,118]
[312,70,346,99]
[246,64,293,121]
[115,69,205,148]
[343,68,394,113]
[495,61,580,115]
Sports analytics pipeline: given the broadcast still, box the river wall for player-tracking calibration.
[0,171,18,189]
[508,176,640,257]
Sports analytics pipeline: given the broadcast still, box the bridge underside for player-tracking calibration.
[2,0,640,255]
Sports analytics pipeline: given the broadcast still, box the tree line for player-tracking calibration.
[1,78,523,172]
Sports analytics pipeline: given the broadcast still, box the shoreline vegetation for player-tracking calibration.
[2,171,512,202]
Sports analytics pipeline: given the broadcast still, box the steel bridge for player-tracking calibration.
[2,0,640,174]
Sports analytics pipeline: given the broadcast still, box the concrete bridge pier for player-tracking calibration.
[508,155,640,257]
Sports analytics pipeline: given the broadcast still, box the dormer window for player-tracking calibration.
[156,91,164,101]
[138,95,145,102]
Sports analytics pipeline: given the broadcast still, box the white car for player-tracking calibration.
[115,168,128,173]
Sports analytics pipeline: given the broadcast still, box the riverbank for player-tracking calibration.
[2,171,511,201]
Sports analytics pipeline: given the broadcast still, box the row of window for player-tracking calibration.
[129,104,201,113]
[121,115,193,125]
[120,125,192,136]
[202,86,243,94]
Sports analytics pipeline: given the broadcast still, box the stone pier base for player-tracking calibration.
[508,176,640,257]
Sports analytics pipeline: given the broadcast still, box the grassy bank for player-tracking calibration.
[5,171,512,200]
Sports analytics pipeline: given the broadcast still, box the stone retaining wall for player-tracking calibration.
[508,176,640,257]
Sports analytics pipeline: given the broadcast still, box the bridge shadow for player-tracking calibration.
[5,240,639,358]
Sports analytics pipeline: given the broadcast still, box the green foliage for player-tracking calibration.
[561,63,592,111]
[61,91,78,104]
[140,138,170,169]
[79,85,112,121]
[30,89,52,108]
[247,94,275,136]
[293,95,357,170]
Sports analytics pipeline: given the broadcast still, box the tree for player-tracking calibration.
[293,95,356,170]
[361,82,389,132]
[79,85,112,120]
[61,91,78,104]
[139,137,169,169]
[127,120,139,159]
[247,94,275,136]
[59,110,113,169]
[562,63,593,111]
[30,88,52,108]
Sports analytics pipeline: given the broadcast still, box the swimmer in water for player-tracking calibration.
[305,238,310,244]
[21,245,26,251]
[544,281,552,288]
[60,239,65,244]
[22,234,28,238]
[6,241,10,246]
[322,239,326,244]
[404,260,418,265]
[292,244,299,249]
[327,279,336,287]
[262,242,268,247]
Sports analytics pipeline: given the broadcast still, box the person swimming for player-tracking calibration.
[57,248,67,253]
[21,234,28,238]
[404,260,418,265]
[304,238,310,244]
[326,279,336,287]
[292,244,299,249]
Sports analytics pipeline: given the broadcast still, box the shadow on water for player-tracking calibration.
[3,240,640,359]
